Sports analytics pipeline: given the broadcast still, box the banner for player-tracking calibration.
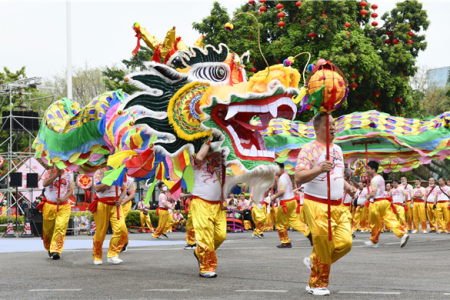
[76,174,92,190]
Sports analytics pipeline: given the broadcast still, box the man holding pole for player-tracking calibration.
[296,113,356,296]
[40,167,74,260]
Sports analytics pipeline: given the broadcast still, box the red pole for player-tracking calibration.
[57,175,61,212]
[326,114,332,241]
[365,143,370,194]
[116,185,120,220]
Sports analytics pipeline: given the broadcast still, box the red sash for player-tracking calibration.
[295,196,301,214]
[414,199,424,203]
[88,195,117,214]
[191,196,221,205]
[156,207,168,216]
[304,194,342,206]
[37,197,69,212]
[279,198,295,214]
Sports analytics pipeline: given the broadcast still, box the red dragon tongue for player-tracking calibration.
[234,118,268,131]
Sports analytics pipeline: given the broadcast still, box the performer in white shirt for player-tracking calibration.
[400,176,414,232]
[425,178,438,233]
[433,178,450,233]
[411,179,427,233]
[391,180,408,229]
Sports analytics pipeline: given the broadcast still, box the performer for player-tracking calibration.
[273,163,312,249]
[152,182,174,239]
[190,142,227,278]
[91,167,128,265]
[294,187,306,225]
[391,180,408,229]
[137,196,153,233]
[180,192,197,250]
[173,209,186,231]
[296,113,355,296]
[434,178,450,234]
[425,177,437,233]
[342,174,354,223]
[240,193,254,230]
[165,196,175,233]
[250,194,266,238]
[226,192,237,209]
[40,167,74,260]
[400,176,414,232]
[363,161,409,248]
[120,175,136,253]
[411,179,427,233]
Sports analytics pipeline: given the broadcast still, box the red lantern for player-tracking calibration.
[395,97,402,104]
[321,14,328,18]
[249,67,257,73]
[373,91,381,98]
[371,4,378,10]
[406,40,413,45]
[345,22,351,29]
[248,0,255,5]
[259,0,266,5]
[296,1,302,9]
[350,82,358,90]
[386,31,392,36]
[324,25,328,29]
[259,6,267,13]
[373,100,380,108]
[376,91,381,97]
[360,10,368,17]
[408,31,414,37]
[360,1,367,8]
[277,12,285,20]
[347,31,351,36]
[276,3,284,10]
[278,21,286,29]
[308,32,317,40]
[350,74,358,79]
[392,39,399,45]
[371,12,378,18]
[372,21,378,27]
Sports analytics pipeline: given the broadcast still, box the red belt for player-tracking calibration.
[373,197,398,214]
[304,194,342,206]
[280,198,295,214]
[36,197,69,212]
[414,199,424,203]
[89,195,117,214]
[192,196,221,205]
[295,198,301,214]
[438,200,449,203]
[47,200,69,206]
[156,207,168,216]
[343,202,351,207]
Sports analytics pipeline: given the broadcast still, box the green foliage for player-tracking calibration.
[193,0,430,120]
[0,215,24,232]
[103,46,154,95]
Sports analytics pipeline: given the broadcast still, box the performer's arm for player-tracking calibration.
[116,188,127,207]
[195,143,210,165]
[121,190,135,205]
[95,183,109,193]
[295,161,332,184]
[57,189,73,203]
[43,169,63,187]
[344,181,356,197]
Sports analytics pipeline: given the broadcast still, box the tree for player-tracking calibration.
[47,63,107,106]
[193,0,430,120]
[103,46,154,95]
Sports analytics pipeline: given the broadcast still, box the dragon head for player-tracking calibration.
[124,43,300,179]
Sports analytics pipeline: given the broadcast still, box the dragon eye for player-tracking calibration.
[192,65,229,82]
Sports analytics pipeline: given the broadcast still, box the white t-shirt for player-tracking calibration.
[299,192,304,205]
[191,152,223,201]
[94,168,124,198]
[412,186,426,200]
[240,199,250,210]
[435,186,450,202]
[391,186,406,204]
[400,183,413,201]
[278,173,294,201]
[357,188,368,205]
[43,169,74,202]
[138,200,149,212]
[296,141,345,200]
[370,175,386,202]
[126,176,136,193]
[425,185,437,203]
[159,193,168,208]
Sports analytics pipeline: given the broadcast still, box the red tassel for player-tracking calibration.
[132,28,141,56]
[326,85,337,111]
[152,44,162,63]
[163,37,182,64]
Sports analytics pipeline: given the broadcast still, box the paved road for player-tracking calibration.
[0,230,449,299]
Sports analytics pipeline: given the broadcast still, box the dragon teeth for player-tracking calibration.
[225,106,239,120]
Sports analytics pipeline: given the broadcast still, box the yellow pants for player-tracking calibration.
[252,205,266,235]
[303,199,352,288]
[341,204,352,223]
[140,211,153,231]
[122,201,132,219]
[360,206,370,231]
[276,200,310,243]
[394,204,407,229]
[413,202,427,231]
[406,201,413,231]
[42,202,71,254]
[264,207,274,231]
[153,210,171,237]
[435,201,450,233]
[191,198,226,274]
[426,203,436,231]
[93,202,128,260]
[297,205,306,224]
[186,211,196,245]
[173,219,186,229]
[165,213,174,232]
[369,200,405,244]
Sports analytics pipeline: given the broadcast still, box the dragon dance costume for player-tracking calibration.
[297,140,352,289]
[411,185,427,232]
[40,169,74,256]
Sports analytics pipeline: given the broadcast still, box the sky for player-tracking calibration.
[1,0,450,83]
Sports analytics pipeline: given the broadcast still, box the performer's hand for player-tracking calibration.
[347,186,357,198]
[56,198,63,203]
[56,169,64,176]
[115,201,121,207]
[320,161,332,173]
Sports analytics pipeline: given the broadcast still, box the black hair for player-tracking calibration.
[367,161,379,172]
[277,163,284,169]
[392,180,399,184]
[157,181,165,189]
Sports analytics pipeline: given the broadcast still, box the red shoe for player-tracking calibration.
[137,228,142,232]
[145,229,151,233]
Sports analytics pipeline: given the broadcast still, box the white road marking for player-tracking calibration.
[143,289,190,292]
[338,291,401,295]
[29,289,82,292]
[443,293,450,295]
[236,290,288,293]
